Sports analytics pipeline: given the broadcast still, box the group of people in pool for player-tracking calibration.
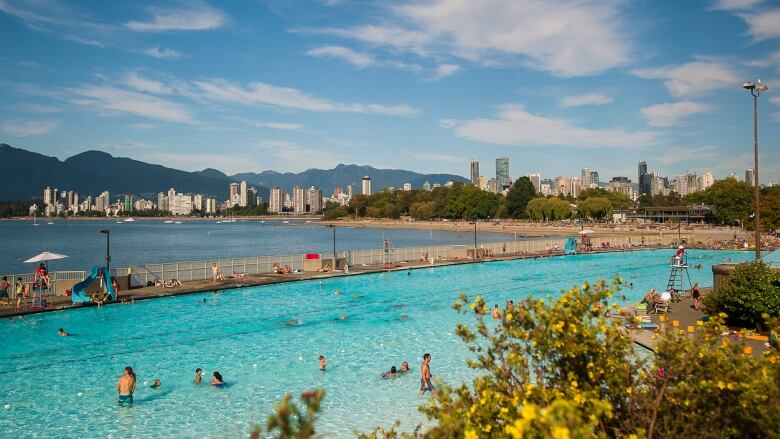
[115,366,224,405]
[319,353,435,396]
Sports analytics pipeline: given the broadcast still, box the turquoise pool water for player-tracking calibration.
[0,249,752,438]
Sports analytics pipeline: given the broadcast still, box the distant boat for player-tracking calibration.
[174,221,182,224]
[47,220,54,225]
[116,221,123,224]
[124,218,135,222]
[259,220,265,223]
[283,221,290,224]
[164,220,174,224]
[216,221,222,224]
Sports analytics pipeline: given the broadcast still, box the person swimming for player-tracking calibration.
[400,361,410,373]
[58,328,70,336]
[382,366,398,379]
[491,305,501,319]
[150,379,161,389]
[210,371,224,386]
[194,368,203,383]
[319,355,327,371]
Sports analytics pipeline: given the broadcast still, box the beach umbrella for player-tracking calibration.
[579,230,595,235]
[24,252,68,264]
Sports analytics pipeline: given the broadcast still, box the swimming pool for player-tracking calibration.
[0,249,752,437]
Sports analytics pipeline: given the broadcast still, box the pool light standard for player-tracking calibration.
[327,224,337,268]
[742,79,767,260]
[98,229,111,272]
[469,221,478,258]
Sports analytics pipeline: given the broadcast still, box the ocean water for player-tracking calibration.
[0,220,521,274]
[0,249,752,438]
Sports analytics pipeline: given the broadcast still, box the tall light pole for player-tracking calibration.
[327,224,336,268]
[743,80,768,260]
[98,229,111,272]
[469,221,478,258]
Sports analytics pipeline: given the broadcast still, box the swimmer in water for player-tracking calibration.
[400,314,409,320]
[334,289,341,296]
[338,315,348,320]
[150,379,161,389]
[319,355,327,371]
[211,371,224,386]
[400,361,410,373]
[194,368,203,383]
[58,328,70,336]
[382,366,398,378]
[491,305,501,319]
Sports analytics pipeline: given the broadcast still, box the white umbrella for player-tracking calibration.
[579,230,595,235]
[24,252,68,263]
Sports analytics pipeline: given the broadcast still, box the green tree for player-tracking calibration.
[254,389,324,439]
[577,197,612,220]
[703,261,780,329]
[684,178,754,225]
[579,188,630,210]
[348,194,369,217]
[505,177,536,219]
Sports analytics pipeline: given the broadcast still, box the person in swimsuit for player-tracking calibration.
[319,355,327,371]
[211,371,224,386]
[194,368,203,383]
[117,366,136,406]
[491,304,501,319]
[382,366,398,379]
[419,353,435,395]
[150,379,161,389]
[400,361,410,373]
[58,328,69,336]
[691,283,702,311]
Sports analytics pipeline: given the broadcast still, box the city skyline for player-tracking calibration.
[0,1,779,182]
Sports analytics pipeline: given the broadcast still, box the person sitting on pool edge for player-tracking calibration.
[211,371,224,386]
[382,366,398,378]
[194,368,203,383]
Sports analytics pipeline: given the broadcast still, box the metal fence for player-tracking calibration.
[2,235,673,296]
[1,270,87,299]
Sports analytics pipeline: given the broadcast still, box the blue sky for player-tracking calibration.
[0,0,779,184]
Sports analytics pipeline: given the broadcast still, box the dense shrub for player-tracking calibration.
[704,261,780,329]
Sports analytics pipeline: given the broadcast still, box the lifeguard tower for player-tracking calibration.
[666,253,692,301]
[383,238,394,270]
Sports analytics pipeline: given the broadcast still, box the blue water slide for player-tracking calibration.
[565,237,578,255]
[71,266,116,304]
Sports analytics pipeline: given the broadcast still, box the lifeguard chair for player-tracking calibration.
[383,239,394,270]
[666,254,692,302]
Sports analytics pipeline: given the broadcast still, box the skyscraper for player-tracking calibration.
[746,168,755,186]
[308,187,323,213]
[269,187,283,213]
[496,157,510,189]
[470,159,479,185]
[581,168,592,189]
[590,171,599,188]
[239,180,248,207]
[638,161,650,196]
[361,176,372,196]
[527,173,541,193]
[422,181,431,191]
[293,186,305,213]
[697,172,715,191]
[229,182,240,206]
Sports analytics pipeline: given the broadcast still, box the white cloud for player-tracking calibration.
[306,46,375,69]
[313,0,630,77]
[640,101,713,127]
[144,46,184,59]
[432,64,460,80]
[122,72,172,94]
[441,104,659,148]
[192,79,420,115]
[0,120,57,136]
[124,2,226,32]
[633,60,741,98]
[560,93,613,108]
[129,123,156,130]
[0,0,114,46]
[408,152,464,164]
[254,122,302,130]
[67,85,193,123]
[711,0,762,10]
[739,9,780,40]
[20,103,62,113]
[658,145,719,165]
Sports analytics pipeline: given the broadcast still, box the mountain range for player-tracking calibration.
[0,144,467,202]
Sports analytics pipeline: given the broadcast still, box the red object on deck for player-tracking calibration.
[305,254,320,259]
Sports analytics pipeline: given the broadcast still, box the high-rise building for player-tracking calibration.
[157,192,168,211]
[470,159,479,185]
[650,173,667,196]
[608,177,635,200]
[269,187,283,213]
[229,182,240,206]
[239,181,248,207]
[246,187,257,207]
[554,176,570,196]
[123,194,134,212]
[422,181,431,191]
[193,194,204,211]
[205,197,217,214]
[581,168,592,189]
[403,182,412,191]
[293,186,305,213]
[638,161,650,196]
[477,176,488,191]
[746,168,755,186]
[496,157,510,190]
[527,173,541,193]
[590,171,599,188]
[570,178,581,198]
[697,172,715,191]
[308,187,323,213]
[166,189,193,215]
[487,178,498,193]
[361,176,372,196]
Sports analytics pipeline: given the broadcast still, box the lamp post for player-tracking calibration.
[742,80,768,260]
[469,221,478,258]
[98,229,111,272]
[327,224,336,268]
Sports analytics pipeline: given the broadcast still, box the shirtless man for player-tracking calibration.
[117,366,136,406]
[194,368,203,383]
[419,353,435,396]
[491,304,501,319]
[319,355,327,371]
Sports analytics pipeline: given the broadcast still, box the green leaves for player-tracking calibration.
[705,261,780,329]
